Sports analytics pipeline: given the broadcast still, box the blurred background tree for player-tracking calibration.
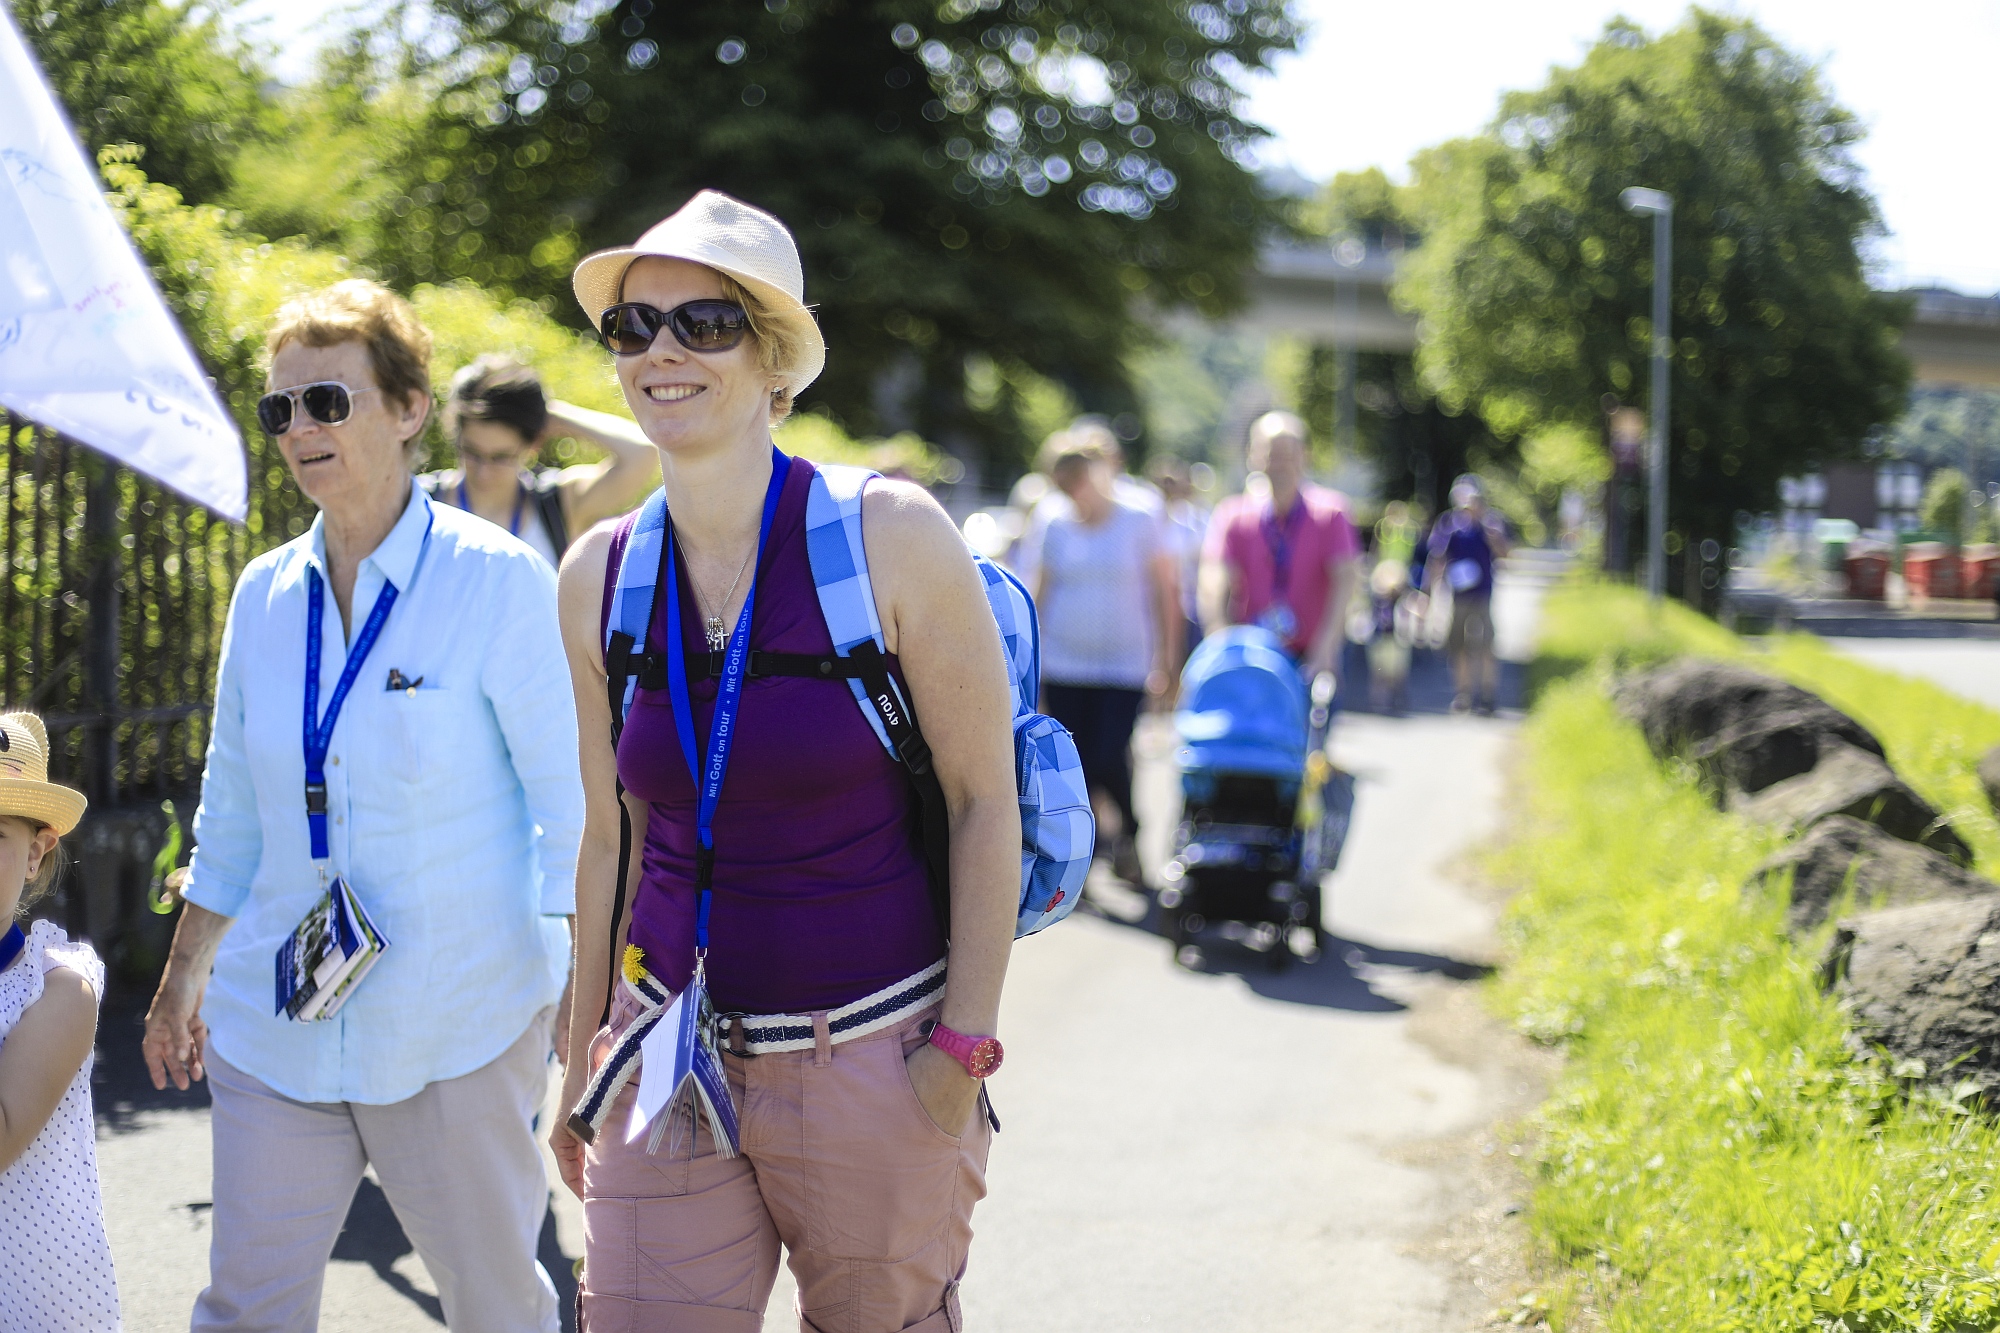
[14,0,273,207]
[1395,10,1910,576]
[221,0,1306,479]
[1292,166,1497,516]
[1918,467,1968,547]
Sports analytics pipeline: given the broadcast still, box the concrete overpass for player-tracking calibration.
[1247,242,2000,389]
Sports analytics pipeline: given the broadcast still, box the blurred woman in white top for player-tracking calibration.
[1018,437,1180,884]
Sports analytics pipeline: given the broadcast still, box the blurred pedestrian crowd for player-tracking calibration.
[964,408,1512,892]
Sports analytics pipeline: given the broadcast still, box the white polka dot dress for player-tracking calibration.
[0,919,119,1332]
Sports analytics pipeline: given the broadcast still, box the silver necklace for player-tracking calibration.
[683,537,755,651]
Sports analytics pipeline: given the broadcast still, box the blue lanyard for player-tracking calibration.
[458,478,524,537]
[1261,494,1305,595]
[303,509,433,863]
[662,448,789,956]
[0,924,22,973]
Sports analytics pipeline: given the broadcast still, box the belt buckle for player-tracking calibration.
[715,1011,751,1057]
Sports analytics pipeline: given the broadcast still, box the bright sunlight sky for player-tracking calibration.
[230,0,2000,296]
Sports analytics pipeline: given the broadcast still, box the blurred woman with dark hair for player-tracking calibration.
[422,354,658,565]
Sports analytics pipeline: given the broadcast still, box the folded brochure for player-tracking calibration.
[274,876,389,1022]
[628,975,740,1157]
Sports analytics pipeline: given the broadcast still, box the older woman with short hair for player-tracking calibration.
[142,279,582,1333]
[550,192,1020,1331]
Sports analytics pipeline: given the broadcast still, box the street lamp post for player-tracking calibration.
[1333,235,1364,461]
[1621,186,1673,598]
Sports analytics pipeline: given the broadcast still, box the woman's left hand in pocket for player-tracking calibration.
[904,1040,979,1138]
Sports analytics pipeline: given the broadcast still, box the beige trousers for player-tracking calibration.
[192,1009,559,1333]
[580,987,992,1333]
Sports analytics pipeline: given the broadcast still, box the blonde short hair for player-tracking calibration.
[265,280,435,467]
[714,272,803,426]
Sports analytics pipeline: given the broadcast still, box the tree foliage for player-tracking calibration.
[13,0,272,207]
[1297,166,1413,251]
[1287,168,1496,513]
[1397,9,1909,556]
[262,0,1304,472]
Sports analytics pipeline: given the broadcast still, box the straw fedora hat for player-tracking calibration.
[0,713,86,836]
[571,190,826,399]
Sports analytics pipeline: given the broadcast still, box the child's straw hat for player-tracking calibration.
[0,714,87,835]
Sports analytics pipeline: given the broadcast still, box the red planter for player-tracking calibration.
[1904,544,1962,600]
[1844,551,1889,600]
[1961,545,2000,601]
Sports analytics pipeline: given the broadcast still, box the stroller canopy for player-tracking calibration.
[1174,626,1309,779]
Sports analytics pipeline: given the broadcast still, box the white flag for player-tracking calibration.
[0,8,247,521]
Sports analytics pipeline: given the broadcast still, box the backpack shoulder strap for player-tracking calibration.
[804,464,896,754]
[595,488,668,1028]
[803,463,953,936]
[605,488,669,734]
[532,468,571,557]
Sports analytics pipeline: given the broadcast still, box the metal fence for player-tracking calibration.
[2,411,321,978]
[1,412,312,807]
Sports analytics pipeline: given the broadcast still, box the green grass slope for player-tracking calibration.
[1502,583,2000,1330]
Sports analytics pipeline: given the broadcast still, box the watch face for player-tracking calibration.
[967,1037,1004,1078]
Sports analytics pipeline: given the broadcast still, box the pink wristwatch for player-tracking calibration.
[924,1019,1004,1079]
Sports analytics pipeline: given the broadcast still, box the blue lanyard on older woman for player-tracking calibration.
[302,510,434,869]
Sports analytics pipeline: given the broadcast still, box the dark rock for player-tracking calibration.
[1824,898,2000,1095]
[1613,660,1884,796]
[1733,742,1973,866]
[1696,708,1870,796]
[1978,744,2000,815]
[1748,815,1997,935]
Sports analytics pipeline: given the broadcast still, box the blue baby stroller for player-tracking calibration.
[1158,626,1355,969]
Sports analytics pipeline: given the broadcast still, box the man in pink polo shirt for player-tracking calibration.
[1198,411,1362,679]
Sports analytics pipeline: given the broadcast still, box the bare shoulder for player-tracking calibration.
[559,518,617,596]
[557,521,618,668]
[861,479,972,572]
[27,964,99,1035]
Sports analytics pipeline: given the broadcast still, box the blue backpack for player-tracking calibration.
[601,458,1091,975]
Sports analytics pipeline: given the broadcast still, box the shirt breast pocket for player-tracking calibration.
[388,686,460,785]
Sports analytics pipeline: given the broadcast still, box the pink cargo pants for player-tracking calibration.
[579,984,993,1333]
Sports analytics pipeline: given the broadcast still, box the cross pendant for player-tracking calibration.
[705,616,728,652]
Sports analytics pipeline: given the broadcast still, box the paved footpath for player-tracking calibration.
[1823,636,2000,713]
[95,567,1554,1331]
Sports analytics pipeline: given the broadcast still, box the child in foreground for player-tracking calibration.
[0,711,118,1331]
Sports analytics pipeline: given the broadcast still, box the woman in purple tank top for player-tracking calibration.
[549,192,1020,1331]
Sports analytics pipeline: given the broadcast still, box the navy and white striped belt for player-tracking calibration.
[711,958,947,1056]
[569,957,947,1144]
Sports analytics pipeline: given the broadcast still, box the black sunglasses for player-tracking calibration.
[256,381,380,436]
[598,300,750,357]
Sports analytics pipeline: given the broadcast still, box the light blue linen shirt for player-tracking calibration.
[183,481,583,1105]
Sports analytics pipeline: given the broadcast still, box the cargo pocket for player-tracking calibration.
[803,1025,961,1263]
